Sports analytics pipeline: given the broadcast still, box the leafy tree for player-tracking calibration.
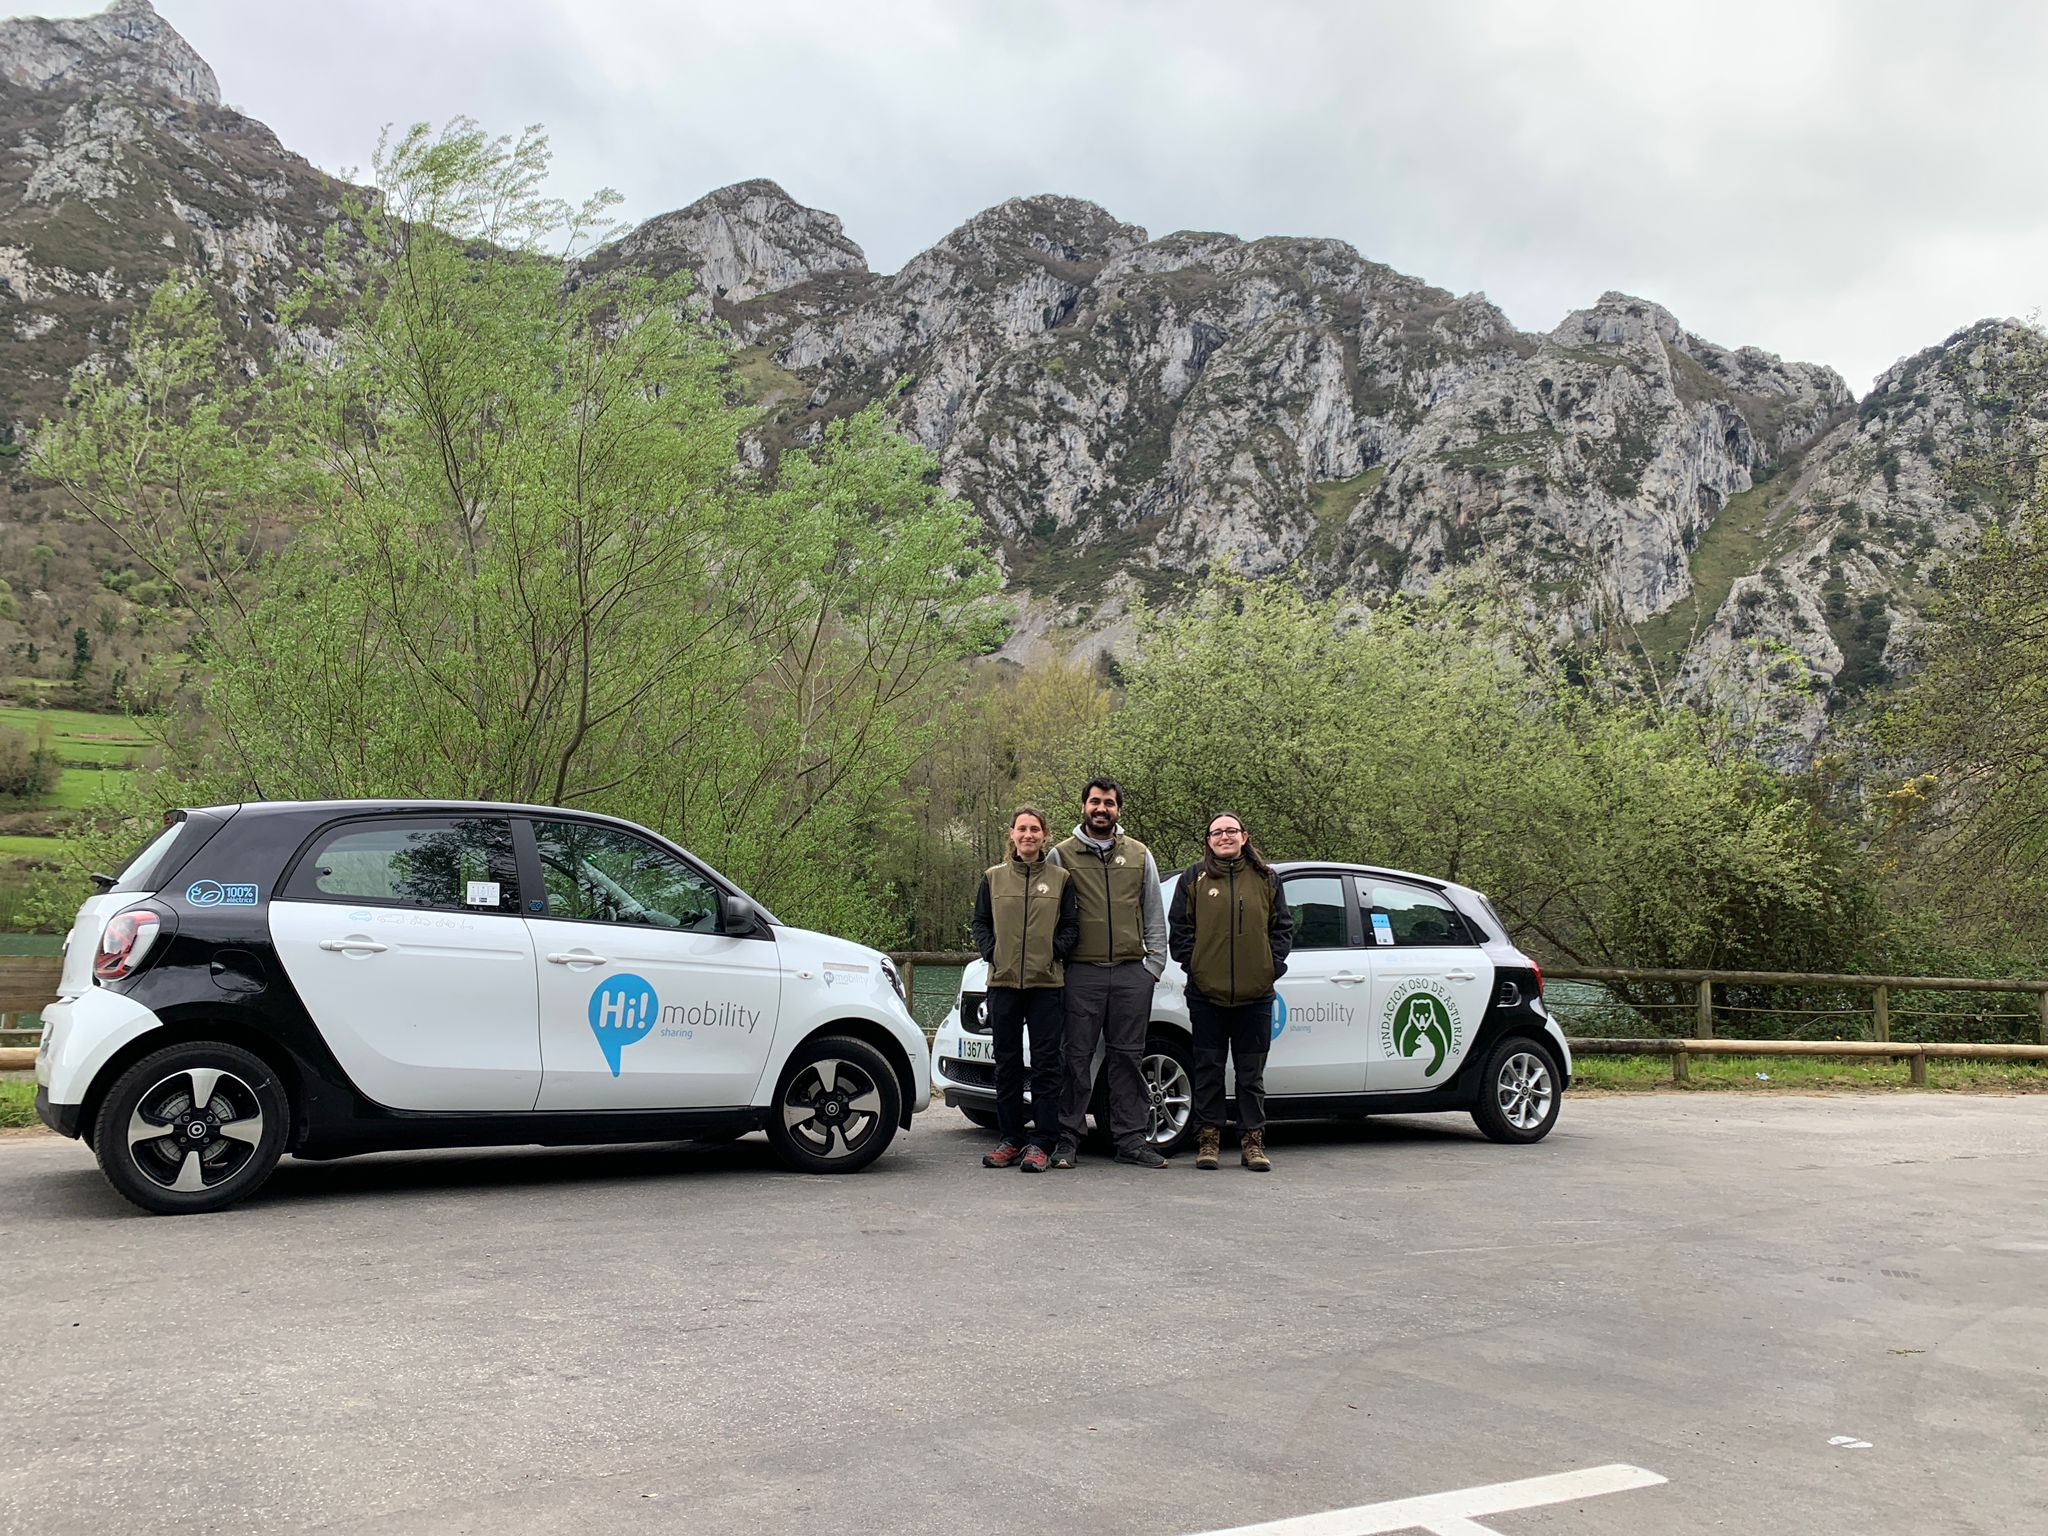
[33,121,999,944]
[1103,573,1871,971]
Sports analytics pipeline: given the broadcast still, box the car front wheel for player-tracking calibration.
[1470,1035,1562,1144]
[92,1041,288,1215]
[767,1035,902,1174]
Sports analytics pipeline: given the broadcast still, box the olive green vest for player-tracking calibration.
[985,855,1069,989]
[1187,859,1279,1006]
[1055,832,1152,966]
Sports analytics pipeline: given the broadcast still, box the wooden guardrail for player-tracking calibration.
[0,956,61,1069]
[1545,965,2048,1045]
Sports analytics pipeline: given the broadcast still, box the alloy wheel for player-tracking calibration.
[125,1066,267,1194]
[1496,1050,1555,1132]
[781,1057,885,1160]
[1140,1051,1192,1147]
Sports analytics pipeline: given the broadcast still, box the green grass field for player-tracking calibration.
[0,704,152,765]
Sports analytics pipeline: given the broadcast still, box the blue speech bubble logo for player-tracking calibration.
[1271,992,1287,1043]
[588,973,659,1076]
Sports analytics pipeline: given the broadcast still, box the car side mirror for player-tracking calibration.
[722,893,757,932]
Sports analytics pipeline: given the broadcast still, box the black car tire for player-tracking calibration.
[1470,1034,1564,1145]
[953,1102,1000,1130]
[766,1035,902,1175]
[92,1040,289,1215]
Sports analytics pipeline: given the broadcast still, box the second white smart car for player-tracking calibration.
[931,861,1566,1152]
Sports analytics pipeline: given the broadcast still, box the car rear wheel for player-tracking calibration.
[767,1035,902,1174]
[92,1041,288,1215]
[1470,1035,1562,1144]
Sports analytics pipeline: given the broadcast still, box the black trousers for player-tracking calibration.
[1189,994,1270,1132]
[986,986,1064,1149]
[1059,961,1156,1152]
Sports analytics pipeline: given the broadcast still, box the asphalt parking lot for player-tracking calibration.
[3,1094,2044,1535]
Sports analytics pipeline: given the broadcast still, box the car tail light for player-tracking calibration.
[1532,962,1544,996]
[95,909,164,981]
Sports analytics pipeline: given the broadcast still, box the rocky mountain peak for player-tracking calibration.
[922,195,1148,274]
[1552,291,1688,350]
[0,0,218,109]
[609,178,866,302]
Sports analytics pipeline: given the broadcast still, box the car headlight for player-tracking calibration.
[880,959,906,1004]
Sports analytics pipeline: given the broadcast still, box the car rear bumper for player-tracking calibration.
[35,1086,81,1138]
[36,988,167,1120]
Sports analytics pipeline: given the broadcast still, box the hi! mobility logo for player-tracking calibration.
[589,974,659,1076]
[1379,978,1465,1077]
[586,974,764,1075]
[1270,992,1353,1040]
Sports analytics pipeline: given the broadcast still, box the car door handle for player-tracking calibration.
[547,951,609,967]
[1330,971,1368,986]
[318,938,388,954]
[1445,971,1478,982]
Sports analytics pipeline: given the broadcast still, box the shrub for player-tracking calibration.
[0,725,61,799]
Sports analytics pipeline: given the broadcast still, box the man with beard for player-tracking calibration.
[1050,777,1170,1169]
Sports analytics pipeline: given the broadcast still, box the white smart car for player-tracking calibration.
[38,800,930,1214]
[930,861,1567,1152]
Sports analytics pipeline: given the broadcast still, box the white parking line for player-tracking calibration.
[1186,1463,1668,1536]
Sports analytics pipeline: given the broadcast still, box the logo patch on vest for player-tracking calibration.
[1113,854,1127,866]
[1036,882,1049,893]
[1207,886,1221,897]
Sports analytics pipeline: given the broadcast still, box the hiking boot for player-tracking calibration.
[1240,1128,1271,1172]
[1018,1144,1050,1173]
[982,1140,1024,1169]
[1195,1127,1221,1171]
[1049,1141,1078,1170]
[1115,1145,1170,1169]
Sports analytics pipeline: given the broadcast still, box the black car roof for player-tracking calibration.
[194,799,647,822]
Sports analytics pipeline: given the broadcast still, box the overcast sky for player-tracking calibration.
[27,0,2048,393]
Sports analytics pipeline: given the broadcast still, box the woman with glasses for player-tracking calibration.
[969,806,1079,1172]
[1167,813,1294,1171]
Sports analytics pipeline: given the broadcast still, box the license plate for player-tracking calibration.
[956,1037,993,1063]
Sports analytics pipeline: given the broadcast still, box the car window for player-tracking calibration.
[286,817,521,912]
[1282,874,1351,950]
[110,819,188,894]
[1360,880,1477,947]
[532,819,719,931]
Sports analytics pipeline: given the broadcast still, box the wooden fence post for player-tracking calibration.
[1909,1051,1927,1087]
[1872,984,1889,1043]
[1696,978,1714,1039]
[2039,988,2048,1047]
[1672,1050,1690,1083]
[899,960,916,1018]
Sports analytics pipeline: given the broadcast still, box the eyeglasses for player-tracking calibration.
[1207,827,1245,839]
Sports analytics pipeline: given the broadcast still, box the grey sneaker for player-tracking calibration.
[1049,1141,1078,1170]
[1115,1145,1169,1169]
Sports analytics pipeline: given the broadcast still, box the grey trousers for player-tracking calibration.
[1059,960,1156,1152]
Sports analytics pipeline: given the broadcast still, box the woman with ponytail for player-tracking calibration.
[1166,813,1293,1171]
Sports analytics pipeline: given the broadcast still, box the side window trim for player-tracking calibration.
[277,814,523,913]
